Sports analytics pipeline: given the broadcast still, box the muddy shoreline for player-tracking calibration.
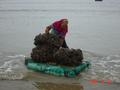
[0,80,83,90]
[0,79,120,90]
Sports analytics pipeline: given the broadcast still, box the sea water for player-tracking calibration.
[0,0,120,85]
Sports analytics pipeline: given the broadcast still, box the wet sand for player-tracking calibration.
[0,72,83,90]
[81,79,120,90]
[35,82,83,90]
[0,79,120,90]
[1,72,118,90]
[0,80,83,90]
[0,80,37,90]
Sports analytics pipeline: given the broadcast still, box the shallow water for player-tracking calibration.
[0,0,120,89]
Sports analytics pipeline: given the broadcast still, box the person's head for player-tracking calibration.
[61,19,68,28]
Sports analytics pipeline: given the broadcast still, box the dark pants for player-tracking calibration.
[62,39,68,48]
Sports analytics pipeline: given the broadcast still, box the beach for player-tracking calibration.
[0,0,120,90]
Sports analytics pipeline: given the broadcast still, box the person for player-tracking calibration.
[45,19,69,48]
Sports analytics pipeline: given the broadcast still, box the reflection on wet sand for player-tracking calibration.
[24,72,84,90]
[34,82,83,90]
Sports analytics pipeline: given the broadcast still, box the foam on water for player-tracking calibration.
[82,52,120,83]
[0,54,28,80]
[0,51,120,83]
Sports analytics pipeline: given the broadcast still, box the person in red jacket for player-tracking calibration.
[45,19,68,48]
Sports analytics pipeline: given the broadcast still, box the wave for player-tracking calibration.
[0,51,120,83]
[0,54,27,80]
[82,52,120,83]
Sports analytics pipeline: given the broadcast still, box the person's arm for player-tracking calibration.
[45,25,52,33]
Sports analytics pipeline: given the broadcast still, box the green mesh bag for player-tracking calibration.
[25,57,90,77]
